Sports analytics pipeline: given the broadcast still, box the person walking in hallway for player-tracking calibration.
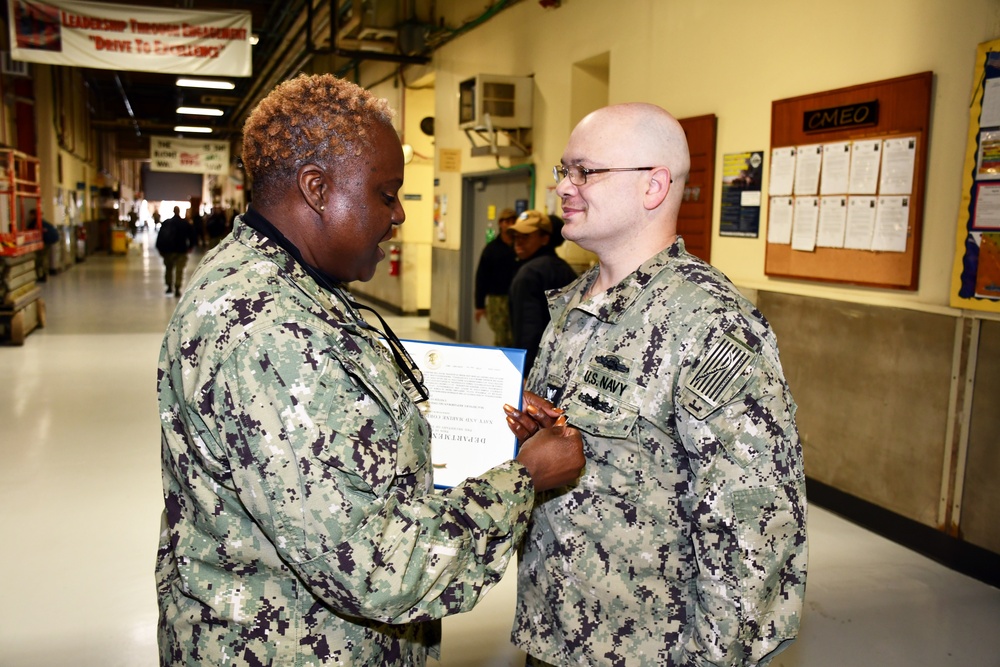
[155,206,196,297]
[505,102,807,667]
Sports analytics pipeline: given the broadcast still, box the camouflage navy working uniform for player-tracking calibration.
[514,237,807,666]
[156,211,535,666]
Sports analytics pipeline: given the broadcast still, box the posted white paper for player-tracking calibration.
[844,196,878,250]
[973,183,1000,230]
[872,196,910,252]
[820,142,852,195]
[817,196,848,248]
[981,77,1000,128]
[793,144,823,196]
[767,196,794,244]
[791,196,820,252]
[401,340,525,488]
[848,139,882,195]
[769,147,796,196]
[879,137,917,195]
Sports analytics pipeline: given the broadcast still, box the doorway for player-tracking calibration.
[459,169,532,345]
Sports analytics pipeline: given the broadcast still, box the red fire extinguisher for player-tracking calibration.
[388,244,401,276]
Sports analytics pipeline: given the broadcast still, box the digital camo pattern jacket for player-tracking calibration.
[513,238,807,667]
[156,217,535,666]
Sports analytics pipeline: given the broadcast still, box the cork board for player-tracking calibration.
[765,72,932,290]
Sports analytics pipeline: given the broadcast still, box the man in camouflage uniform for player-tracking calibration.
[156,73,585,666]
[506,103,807,666]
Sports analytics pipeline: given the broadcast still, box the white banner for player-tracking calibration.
[8,0,251,77]
[150,136,230,175]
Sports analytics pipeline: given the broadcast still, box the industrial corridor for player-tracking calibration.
[1,231,999,667]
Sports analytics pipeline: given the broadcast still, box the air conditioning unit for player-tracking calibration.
[458,74,533,130]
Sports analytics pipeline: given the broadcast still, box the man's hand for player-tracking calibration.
[515,415,585,492]
[474,308,486,323]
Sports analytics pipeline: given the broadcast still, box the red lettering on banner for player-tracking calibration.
[179,153,200,166]
[153,41,221,58]
[61,12,128,32]
[129,19,181,36]
[181,24,248,41]
[88,35,133,53]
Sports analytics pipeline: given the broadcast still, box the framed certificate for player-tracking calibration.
[401,340,525,488]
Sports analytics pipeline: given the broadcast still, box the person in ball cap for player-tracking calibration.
[508,209,577,372]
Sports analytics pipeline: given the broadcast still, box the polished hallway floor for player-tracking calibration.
[1,232,999,667]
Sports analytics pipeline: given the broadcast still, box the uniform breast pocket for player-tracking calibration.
[564,386,643,502]
[310,354,429,499]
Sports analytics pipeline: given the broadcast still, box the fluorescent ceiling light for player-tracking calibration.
[176,78,235,90]
[177,106,224,116]
[174,125,213,134]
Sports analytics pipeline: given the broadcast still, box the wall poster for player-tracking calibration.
[720,151,763,237]
[951,39,1000,310]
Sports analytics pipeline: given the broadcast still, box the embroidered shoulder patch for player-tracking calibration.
[685,333,756,407]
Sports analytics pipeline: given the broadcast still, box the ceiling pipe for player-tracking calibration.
[309,0,430,65]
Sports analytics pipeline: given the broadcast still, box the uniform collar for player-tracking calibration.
[234,207,357,320]
[553,237,688,326]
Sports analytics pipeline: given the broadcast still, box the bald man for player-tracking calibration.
[505,103,807,666]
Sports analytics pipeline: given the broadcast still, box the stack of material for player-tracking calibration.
[0,253,45,344]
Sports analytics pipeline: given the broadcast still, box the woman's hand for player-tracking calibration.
[514,415,585,492]
[503,391,563,441]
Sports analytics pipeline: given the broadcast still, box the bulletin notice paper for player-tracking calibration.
[872,196,910,252]
[845,196,878,250]
[817,196,848,248]
[791,196,820,252]
[401,340,525,489]
[820,142,852,195]
[879,137,917,195]
[767,196,794,244]
[793,144,823,196]
[848,139,882,195]
[769,147,796,196]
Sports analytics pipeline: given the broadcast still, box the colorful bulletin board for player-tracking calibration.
[950,38,1000,312]
[765,72,932,289]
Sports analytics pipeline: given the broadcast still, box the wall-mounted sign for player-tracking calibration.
[803,101,879,133]
[720,150,763,238]
[439,148,462,173]
[8,0,251,77]
[150,136,230,174]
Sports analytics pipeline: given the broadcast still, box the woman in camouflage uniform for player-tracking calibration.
[155,74,584,667]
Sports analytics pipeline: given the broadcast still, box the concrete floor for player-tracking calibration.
[1,230,999,666]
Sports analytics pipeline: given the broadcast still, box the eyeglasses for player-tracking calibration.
[554,164,662,186]
[350,300,430,404]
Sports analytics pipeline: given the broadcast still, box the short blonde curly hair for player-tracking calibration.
[242,73,394,204]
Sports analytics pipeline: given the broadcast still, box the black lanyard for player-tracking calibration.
[241,207,429,403]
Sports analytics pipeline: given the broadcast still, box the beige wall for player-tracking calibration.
[429,0,1000,314]
[352,70,437,313]
[412,0,1000,556]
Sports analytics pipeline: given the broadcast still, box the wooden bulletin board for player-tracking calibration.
[765,72,932,290]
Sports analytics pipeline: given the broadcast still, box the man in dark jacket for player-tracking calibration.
[474,207,519,347]
[155,206,197,296]
[508,210,577,372]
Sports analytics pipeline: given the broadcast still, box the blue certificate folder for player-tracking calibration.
[401,340,525,489]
